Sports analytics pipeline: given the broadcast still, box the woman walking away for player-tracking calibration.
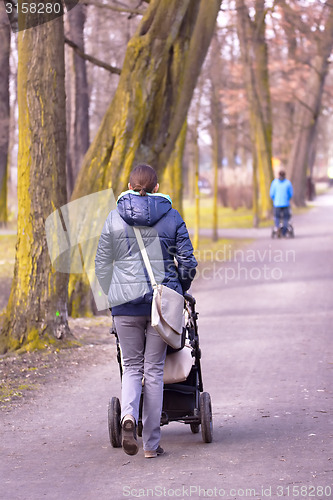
[95,164,197,458]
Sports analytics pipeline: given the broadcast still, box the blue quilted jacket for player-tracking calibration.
[95,190,197,316]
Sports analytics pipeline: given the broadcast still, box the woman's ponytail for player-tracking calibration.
[129,164,157,196]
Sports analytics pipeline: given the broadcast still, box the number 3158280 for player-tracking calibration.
[6,3,62,15]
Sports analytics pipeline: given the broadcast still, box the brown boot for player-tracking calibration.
[122,415,139,456]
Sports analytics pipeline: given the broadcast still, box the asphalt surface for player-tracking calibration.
[1,191,332,500]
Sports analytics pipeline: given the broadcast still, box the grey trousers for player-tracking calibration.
[113,315,167,452]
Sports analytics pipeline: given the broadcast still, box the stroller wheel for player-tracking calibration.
[108,397,122,448]
[190,423,200,434]
[200,392,213,443]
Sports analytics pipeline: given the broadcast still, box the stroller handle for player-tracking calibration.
[184,292,196,306]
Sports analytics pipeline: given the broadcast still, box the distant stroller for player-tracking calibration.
[271,207,295,239]
[108,293,213,448]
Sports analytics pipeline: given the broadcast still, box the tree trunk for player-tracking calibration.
[65,3,90,196]
[193,129,200,251]
[0,7,72,353]
[236,0,273,219]
[252,147,259,227]
[72,0,221,198]
[210,33,223,242]
[277,1,297,165]
[69,0,222,316]
[160,121,187,217]
[0,7,10,227]
[288,3,333,206]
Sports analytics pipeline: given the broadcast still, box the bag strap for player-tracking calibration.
[133,226,157,288]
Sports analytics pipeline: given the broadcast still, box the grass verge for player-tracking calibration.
[183,198,272,229]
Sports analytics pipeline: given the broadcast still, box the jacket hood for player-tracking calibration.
[117,190,172,226]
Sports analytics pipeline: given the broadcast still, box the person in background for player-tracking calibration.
[95,164,197,458]
[270,169,293,236]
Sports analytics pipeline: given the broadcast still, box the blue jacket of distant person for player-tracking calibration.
[270,178,293,207]
[95,190,197,316]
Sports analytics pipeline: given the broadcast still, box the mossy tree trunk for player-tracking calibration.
[69,0,222,316]
[236,0,273,219]
[288,4,333,206]
[65,3,90,196]
[0,7,10,227]
[0,5,73,353]
[72,0,221,199]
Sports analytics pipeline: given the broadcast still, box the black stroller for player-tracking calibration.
[271,208,295,239]
[108,293,213,448]
[271,220,294,239]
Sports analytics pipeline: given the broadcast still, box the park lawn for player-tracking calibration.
[182,198,272,229]
[182,198,309,230]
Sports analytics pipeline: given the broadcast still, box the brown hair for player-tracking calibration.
[129,164,158,196]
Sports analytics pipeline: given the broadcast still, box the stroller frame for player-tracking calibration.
[271,221,295,239]
[271,208,295,239]
[108,293,213,448]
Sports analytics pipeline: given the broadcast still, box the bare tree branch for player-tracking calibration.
[65,37,121,74]
[276,0,314,38]
[81,0,145,15]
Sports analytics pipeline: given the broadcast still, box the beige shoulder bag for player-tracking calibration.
[133,226,184,350]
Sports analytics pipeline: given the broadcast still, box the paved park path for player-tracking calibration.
[1,191,332,500]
